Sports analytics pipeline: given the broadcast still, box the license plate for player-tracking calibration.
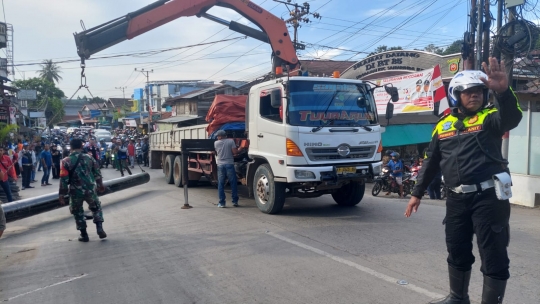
[336,166,356,175]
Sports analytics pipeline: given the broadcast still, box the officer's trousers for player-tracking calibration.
[69,191,104,231]
[444,188,510,280]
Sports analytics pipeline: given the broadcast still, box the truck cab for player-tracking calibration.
[245,77,384,213]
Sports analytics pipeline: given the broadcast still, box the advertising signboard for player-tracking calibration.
[372,65,449,116]
[18,89,38,100]
[124,119,137,127]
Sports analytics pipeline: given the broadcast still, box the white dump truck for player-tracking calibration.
[149,76,397,214]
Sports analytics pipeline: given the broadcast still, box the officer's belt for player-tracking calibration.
[449,179,495,194]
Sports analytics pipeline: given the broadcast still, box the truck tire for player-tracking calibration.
[332,181,365,206]
[173,155,183,187]
[164,155,175,184]
[253,164,286,214]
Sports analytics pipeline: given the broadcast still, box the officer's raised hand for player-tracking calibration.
[405,196,420,217]
[480,57,508,94]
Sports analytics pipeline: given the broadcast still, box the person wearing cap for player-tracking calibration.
[405,58,522,304]
[410,79,423,102]
[421,79,431,98]
[214,130,243,208]
[18,143,35,190]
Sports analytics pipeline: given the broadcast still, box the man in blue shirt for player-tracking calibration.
[40,144,53,186]
[386,152,404,198]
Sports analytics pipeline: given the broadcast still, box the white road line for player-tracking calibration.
[8,274,88,301]
[268,232,444,300]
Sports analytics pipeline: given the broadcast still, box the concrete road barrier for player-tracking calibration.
[3,172,150,223]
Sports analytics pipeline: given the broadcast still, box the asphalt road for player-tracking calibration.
[1,168,539,304]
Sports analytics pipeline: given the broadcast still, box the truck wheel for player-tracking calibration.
[253,164,286,214]
[173,155,183,187]
[164,155,175,184]
[332,181,365,206]
[372,182,382,196]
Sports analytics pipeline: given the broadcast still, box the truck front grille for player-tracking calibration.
[305,146,376,161]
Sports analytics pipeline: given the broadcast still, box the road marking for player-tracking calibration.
[268,232,444,300]
[8,274,88,301]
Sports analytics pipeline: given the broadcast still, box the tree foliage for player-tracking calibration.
[13,77,66,126]
[368,45,403,56]
[368,40,463,56]
[0,123,18,144]
[39,59,63,84]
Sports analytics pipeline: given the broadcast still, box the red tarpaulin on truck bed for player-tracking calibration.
[206,94,247,135]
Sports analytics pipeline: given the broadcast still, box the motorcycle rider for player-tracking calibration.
[386,152,404,198]
[405,58,522,304]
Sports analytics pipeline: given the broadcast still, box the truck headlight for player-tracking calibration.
[295,170,315,179]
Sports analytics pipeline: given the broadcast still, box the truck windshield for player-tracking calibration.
[287,80,377,127]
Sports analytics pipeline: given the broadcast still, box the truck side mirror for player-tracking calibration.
[385,102,394,120]
[357,96,367,108]
[385,85,399,102]
[270,89,282,108]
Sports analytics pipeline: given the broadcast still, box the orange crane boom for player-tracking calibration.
[74,0,300,71]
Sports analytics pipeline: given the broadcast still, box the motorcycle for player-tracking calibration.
[372,166,411,197]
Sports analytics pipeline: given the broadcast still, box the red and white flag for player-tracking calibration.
[431,65,451,116]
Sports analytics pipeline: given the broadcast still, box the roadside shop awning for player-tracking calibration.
[382,124,435,147]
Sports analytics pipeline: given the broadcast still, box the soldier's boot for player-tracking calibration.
[481,276,506,304]
[429,266,471,304]
[78,229,89,242]
[96,222,107,239]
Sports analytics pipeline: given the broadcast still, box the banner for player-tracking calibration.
[124,119,137,127]
[372,65,449,116]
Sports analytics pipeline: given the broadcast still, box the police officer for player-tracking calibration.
[58,138,107,242]
[405,58,522,304]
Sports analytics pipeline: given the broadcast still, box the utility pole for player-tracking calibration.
[135,68,153,133]
[493,0,504,61]
[464,0,477,70]
[273,0,320,51]
[475,0,485,70]
[115,86,127,99]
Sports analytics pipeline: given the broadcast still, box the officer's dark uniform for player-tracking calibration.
[412,88,522,301]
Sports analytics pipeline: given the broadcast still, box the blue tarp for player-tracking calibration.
[209,122,245,139]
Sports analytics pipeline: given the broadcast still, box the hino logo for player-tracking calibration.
[304,142,323,147]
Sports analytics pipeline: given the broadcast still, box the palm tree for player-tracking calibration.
[39,59,63,83]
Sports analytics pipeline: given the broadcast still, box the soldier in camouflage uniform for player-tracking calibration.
[58,138,107,242]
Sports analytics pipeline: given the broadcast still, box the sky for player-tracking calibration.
[4,0,476,100]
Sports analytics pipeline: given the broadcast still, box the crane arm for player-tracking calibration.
[74,0,299,69]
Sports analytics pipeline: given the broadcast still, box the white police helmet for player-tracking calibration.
[448,70,489,108]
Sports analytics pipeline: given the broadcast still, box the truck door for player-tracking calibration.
[255,86,286,177]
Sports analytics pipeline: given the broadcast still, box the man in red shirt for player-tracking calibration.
[127,139,135,169]
[0,146,17,202]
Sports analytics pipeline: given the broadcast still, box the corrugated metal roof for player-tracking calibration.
[176,85,222,98]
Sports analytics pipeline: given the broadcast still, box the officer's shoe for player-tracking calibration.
[481,276,506,304]
[78,229,89,242]
[96,222,107,239]
[429,266,471,304]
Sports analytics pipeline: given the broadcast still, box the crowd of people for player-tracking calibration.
[0,126,150,204]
